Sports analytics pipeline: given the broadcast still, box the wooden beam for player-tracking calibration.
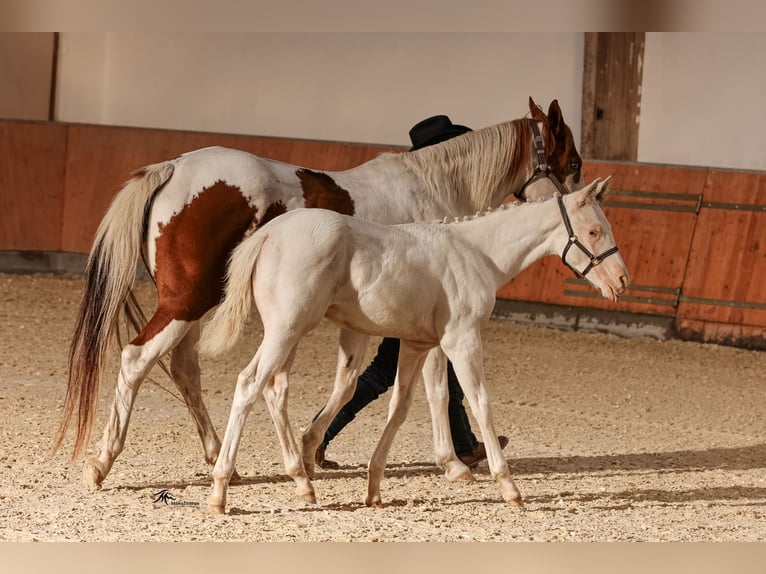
[581,33,645,161]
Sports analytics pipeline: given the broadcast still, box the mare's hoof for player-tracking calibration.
[82,459,105,490]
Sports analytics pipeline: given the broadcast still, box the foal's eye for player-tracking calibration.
[570,162,581,171]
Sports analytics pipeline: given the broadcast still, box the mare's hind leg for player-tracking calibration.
[262,348,316,503]
[84,318,192,488]
[365,342,428,508]
[301,328,369,478]
[421,347,473,482]
[170,323,222,465]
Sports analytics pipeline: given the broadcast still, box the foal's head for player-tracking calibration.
[555,178,630,302]
[520,97,584,202]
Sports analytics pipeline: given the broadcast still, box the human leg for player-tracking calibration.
[313,337,400,467]
[446,361,478,457]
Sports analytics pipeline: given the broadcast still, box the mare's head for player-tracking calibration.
[554,177,629,302]
[520,97,584,202]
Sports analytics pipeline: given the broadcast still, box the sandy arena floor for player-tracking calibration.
[1,273,765,542]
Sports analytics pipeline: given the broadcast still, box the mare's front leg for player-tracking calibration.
[84,319,192,488]
[301,328,369,478]
[365,342,429,508]
[261,348,316,503]
[442,329,523,507]
[421,347,473,482]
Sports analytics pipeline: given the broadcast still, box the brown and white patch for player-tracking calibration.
[297,169,355,215]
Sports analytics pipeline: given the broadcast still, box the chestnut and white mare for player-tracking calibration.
[55,98,585,488]
[200,178,629,513]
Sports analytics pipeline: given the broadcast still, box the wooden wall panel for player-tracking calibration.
[675,170,766,329]
[497,161,707,317]
[61,124,401,253]
[0,121,67,250]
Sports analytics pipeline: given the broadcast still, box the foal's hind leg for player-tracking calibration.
[262,348,316,503]
[208,337,309,514]
[301,328,369,478]
[84,318,193,488]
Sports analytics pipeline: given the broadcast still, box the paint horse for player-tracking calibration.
[199,178,629,513]
[56,98,585,489]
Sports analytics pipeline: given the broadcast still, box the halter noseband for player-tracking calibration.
[515,120,569,200]
[556,193,619,279]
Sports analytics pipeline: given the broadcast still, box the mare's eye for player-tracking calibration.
[570,162,581,171]
[588,229,599,238]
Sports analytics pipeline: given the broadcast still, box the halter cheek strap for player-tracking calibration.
[516,121,568,200]
[556,194,619,279]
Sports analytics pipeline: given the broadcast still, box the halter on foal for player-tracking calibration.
[56,98,585,490]
[200,178,629,513]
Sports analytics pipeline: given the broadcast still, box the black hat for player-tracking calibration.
[408,114,472,151]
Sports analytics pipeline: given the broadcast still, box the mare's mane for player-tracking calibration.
[392,118,535,212]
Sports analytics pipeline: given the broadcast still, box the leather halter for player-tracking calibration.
[515,120,569,200]
[556,193,619,279]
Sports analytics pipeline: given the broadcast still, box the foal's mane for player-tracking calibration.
[394,118,534,211]
[433,194,532,225]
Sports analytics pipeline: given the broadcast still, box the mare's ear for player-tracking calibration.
[547,100,563,136]
[576,178,602,207]
[529,96,546,122]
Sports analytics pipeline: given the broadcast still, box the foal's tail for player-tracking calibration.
[200,231,268,356]
[54,162,175,459]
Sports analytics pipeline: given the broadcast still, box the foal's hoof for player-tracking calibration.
[300,491,317,504]
[208,504,226,515]
[364,495,383,509]
[506,496,524,508]
[82,458,106,489]
[207,495,226,514]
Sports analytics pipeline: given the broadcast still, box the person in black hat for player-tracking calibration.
[313,115,509,470]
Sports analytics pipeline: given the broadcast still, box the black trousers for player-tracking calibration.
[316,337,478,457]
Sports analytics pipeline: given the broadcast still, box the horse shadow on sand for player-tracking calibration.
[114,443,766,513]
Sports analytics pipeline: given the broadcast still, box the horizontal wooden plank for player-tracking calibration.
[701,169,766,206]
[677,207,766,326]
[0,121,67,251]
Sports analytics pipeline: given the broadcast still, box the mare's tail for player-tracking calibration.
[199,231,268,356]
[54,162,175,458]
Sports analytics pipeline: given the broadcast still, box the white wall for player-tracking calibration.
[54,32,766,171]
[55,32,584,147]
[639,33,766,171]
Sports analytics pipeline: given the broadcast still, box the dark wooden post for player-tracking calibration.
[581,32,645,161]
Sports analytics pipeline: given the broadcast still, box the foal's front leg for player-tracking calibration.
[421,347,473,482]
[442,330,523,507]
[301,328,369,478]
[365,342,428,508]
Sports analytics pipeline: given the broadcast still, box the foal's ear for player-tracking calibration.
[594,175,612,202]
[529,96,546,122]
[576,178,602,207]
